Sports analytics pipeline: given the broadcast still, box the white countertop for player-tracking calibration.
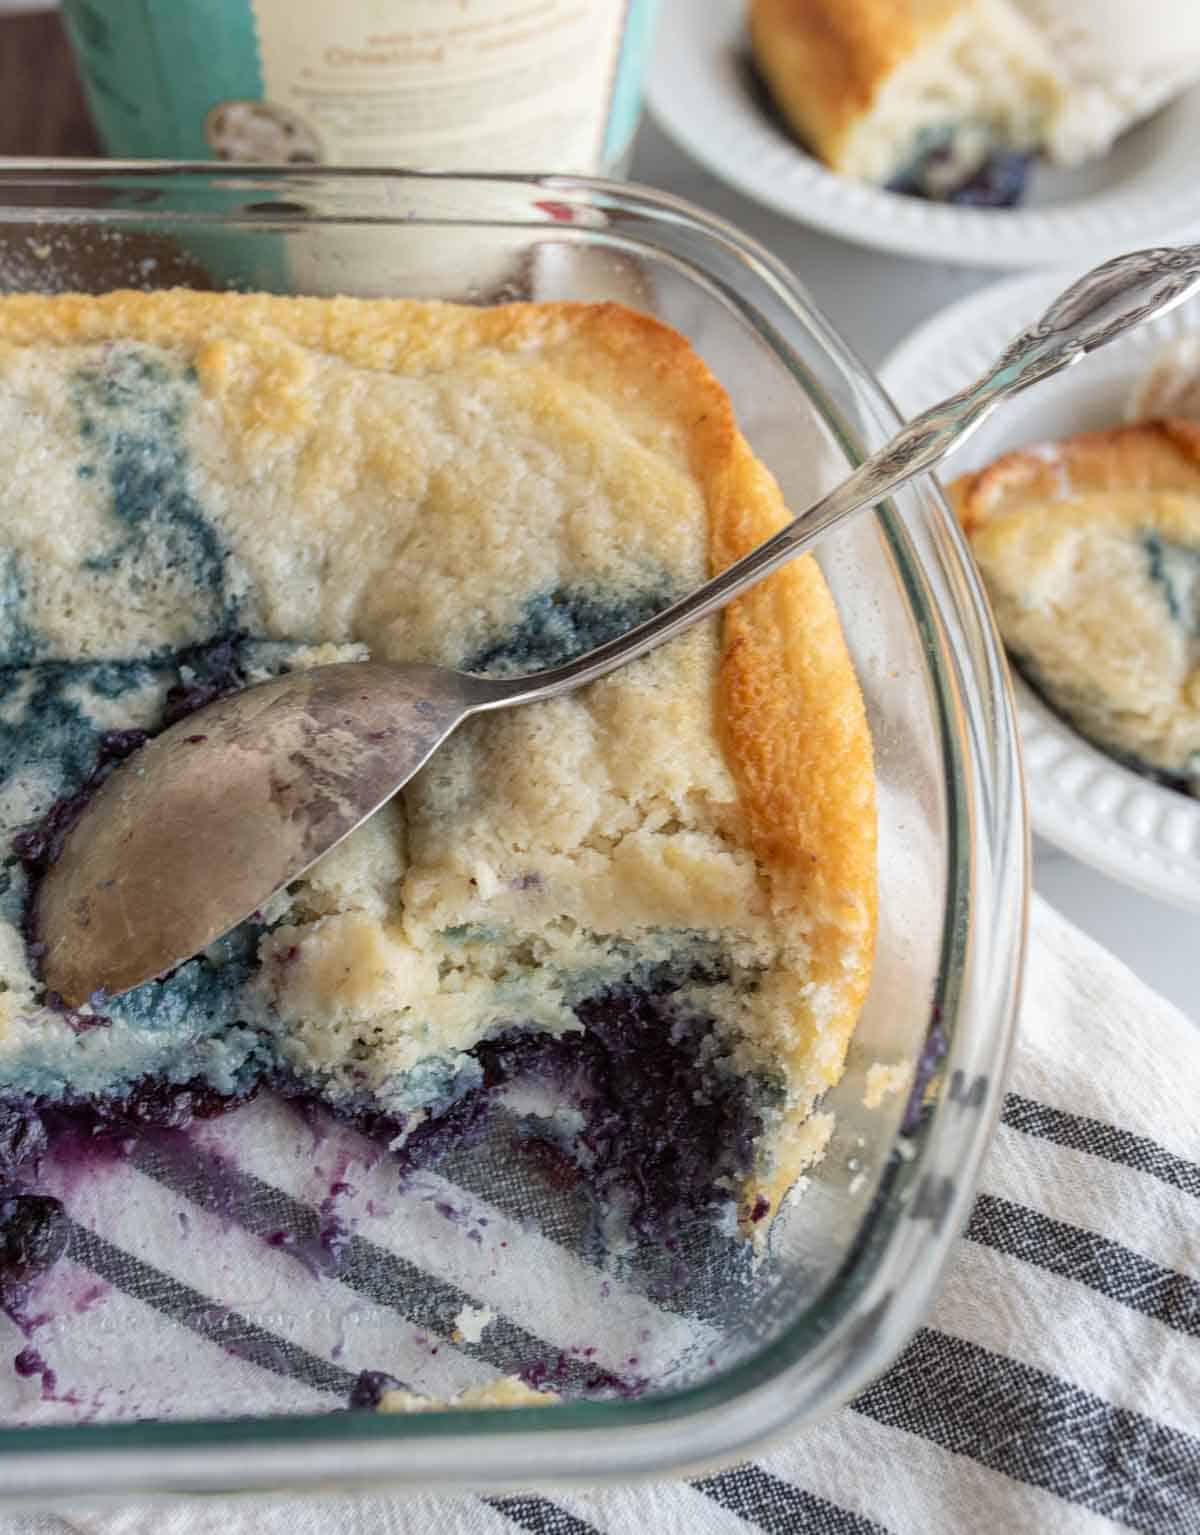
[630,117,1197,1025]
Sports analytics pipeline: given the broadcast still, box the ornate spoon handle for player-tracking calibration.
[483,242,1200,708]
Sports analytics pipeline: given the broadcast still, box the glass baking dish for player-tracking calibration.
[0,164,1027,1501]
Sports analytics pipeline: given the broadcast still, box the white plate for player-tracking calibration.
[881,272,1200,910]
[645,0,1200,269]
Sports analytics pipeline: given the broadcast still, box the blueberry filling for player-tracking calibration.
[275,957,767,1245]
[888,143,1033,208]
[0,338,791,1405]
[71,348,239,634]
[0,954,767,1311]
[466,583,677,676]
[0,658,773,1387]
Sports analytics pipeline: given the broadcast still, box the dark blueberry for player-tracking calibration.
[42,1077,257,1141]
[0,1194,69,1286]
[13,1346,42,1378]
[12,1345,56,1397]
[888,148,1032,209]
[750,1194,770,1224]
[114,1077,255,1129]
[390,1091,492,1178]
[944,151,1032,208]
[348,1369,401,1410]
[160,641,245,726]
[0,1106,47,1176]
[96,728,152,761]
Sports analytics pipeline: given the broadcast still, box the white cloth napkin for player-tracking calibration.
[1,893,1197,1535]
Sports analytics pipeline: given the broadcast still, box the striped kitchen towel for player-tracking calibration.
[1,892,1196,1535]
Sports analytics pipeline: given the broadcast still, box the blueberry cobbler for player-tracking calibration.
[0,291,876,1293]
[748,0,1200,207]
[950,419,1200,794]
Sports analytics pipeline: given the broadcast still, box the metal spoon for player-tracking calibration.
[38,242,1200,1006]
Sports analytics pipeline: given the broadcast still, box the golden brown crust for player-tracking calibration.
[711,446,876,1016]
[0,289,877,1205]
[713,433,876,1217]
[948,419,1200,535]
[749,0,960,169]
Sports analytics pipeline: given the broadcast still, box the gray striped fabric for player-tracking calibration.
[0,894,1195,1535]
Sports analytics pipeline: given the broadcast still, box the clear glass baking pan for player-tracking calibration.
[0,164,1027,1502]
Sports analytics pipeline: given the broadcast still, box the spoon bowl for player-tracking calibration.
[37,663,481,1004]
